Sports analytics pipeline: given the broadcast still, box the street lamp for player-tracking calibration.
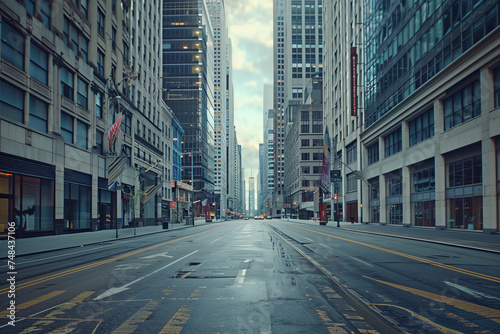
[181,152,194,224]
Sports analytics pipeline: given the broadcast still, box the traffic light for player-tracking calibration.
[334,194,337,200]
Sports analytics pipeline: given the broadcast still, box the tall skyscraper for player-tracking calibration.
[273,0,323,218]
[323,0,364,223]
[207,0,230,220]
[262,85,274,214]
[248,176,255,217]
[162,0,216,209]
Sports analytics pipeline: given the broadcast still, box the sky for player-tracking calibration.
[225,0,273,184]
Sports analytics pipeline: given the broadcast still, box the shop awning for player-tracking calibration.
[144,182,162,204]
[107,155,127,188]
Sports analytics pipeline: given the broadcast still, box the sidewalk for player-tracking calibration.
[287,219,500,254]
[1,220,212,258]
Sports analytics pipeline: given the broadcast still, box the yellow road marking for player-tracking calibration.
[158,306,191,334]
[112,301,160,334]
[159,289,201,333]
[0,225,226,295]
[365,276,500,324]
[293,226,500,284]
[19,291,95,333]
[0,290,65,318]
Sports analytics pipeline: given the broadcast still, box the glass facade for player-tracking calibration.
[364,0,500,127]
[162,0,215,197]
[0,172,54,236]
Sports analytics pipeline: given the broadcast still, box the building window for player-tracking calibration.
[447,155,482,187]
[97,50,105,76]
[61,112,73,143]
[60,67,74,101]
[301,180,310,187]
[312,152,322,160]
[76,120,88,149]
[346,173,357,192]
[312,110,322,133]
[412,167,435,193]
[414,201,435,227]
[301,111,310,133]
[313,166,321,174]
[495,67,500,108]
[29,95,48,133]
[1,23,24,70]
[448,197,482,230]
[301,153,310,161]
[387,173,402,196]
[25,0,35,15]
[369,178,379,200]
[384,127,402,157]
[77,77,88,109]
[30,42,48,85]
[346,141,357,164]
[81,36,88,63]
[64,182,91,230]
[301,139,310,147]
[367,142,379,165]
[96,130,103,154]
[96,91,102,118]
[97,9,105,37]
[12,174,55,232]
[444,80,481,130]
[0,80,24,123]
[312,139,322,147]
[121,114,131,135]
[388,204,403,224]
[409,107,434,146]
[301,166,310,174]
[80,0,88,19]
[41,0,51,28]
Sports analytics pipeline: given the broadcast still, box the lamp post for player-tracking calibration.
[181,152,194,224]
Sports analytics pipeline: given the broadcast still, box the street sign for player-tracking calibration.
[331,170,342,182]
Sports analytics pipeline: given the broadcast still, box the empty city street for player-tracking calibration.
[1,220,499,333]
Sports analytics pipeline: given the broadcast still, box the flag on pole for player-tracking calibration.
[201,198,208,206]
[108,114,124,148]
[320,126,331,191]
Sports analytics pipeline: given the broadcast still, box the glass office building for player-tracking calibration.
[162,0,215,201]
[364,0,500,127]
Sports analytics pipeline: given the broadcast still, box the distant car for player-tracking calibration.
[244,217,249,220]
[266,216,272,219]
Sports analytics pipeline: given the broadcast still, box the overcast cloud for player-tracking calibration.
[225,0,273,183]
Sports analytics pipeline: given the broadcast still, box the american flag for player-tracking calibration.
[108,114,124,148]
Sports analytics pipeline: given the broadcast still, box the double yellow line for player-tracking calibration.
[0,225,225,294]
[293,226,500,284]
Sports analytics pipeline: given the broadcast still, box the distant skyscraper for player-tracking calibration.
[274,0,323,218]
[162,0,215,207]
[249,176,255,217]
[207,0,231,220]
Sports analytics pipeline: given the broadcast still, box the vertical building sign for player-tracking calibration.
[351,47,357,117]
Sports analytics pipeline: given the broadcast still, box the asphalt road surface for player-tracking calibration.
[1,219,499,333]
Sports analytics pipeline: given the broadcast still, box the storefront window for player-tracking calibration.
[64,183,91,230]
[388,203,403,224]
[414,201,435,227]
[13,175,54,232]
[448,197,483,230]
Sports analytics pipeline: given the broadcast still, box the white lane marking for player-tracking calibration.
[444,281,500,301]
[210,236,224,244]
[94,250,198,300]
[140,252,173,259]
[234,269,247,285]
[346,255,373,267]
[319,243,332,249]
